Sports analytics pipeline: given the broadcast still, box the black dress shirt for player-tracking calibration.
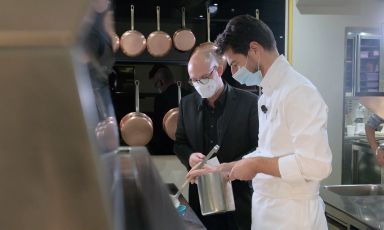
[201,84,227,153]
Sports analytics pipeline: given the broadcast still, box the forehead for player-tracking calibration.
[224,48,246,65]
[188,57,211,79]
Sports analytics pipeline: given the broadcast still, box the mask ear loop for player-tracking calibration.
[258,52,262,97]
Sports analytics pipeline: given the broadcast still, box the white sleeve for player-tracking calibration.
[278,85,332,183]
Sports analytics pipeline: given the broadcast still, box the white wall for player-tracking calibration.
[292,0,384,184]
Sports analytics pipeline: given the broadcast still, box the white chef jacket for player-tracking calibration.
[244,55,332,230]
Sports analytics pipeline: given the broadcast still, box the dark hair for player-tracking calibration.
[148,64,174,82]
[215,15,276,55]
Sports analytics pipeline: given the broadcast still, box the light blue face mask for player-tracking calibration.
[232,54,262,86]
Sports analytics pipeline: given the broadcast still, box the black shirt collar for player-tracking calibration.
[197,83,228,111]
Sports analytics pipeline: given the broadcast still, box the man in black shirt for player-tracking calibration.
[174,48,259,230]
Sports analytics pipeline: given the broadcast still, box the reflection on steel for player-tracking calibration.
[119,147,185,229]
[0,0,124,230]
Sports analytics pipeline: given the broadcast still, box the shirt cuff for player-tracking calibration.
[278,154,305,184]
[243,150,258,159]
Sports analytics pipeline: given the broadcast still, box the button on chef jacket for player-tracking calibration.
[244,55,332,230]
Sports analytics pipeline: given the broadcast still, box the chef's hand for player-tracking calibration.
[186,164,216,184]
[229,158,258,181]
[186,162,237,184]
[189,152,205,168]
[376,148,384,166]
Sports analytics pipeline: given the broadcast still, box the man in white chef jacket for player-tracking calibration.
[187,15,332,230]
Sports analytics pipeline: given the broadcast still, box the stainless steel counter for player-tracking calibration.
[320,186,384,229]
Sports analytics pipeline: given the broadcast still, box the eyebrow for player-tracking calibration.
[229,61,237,66]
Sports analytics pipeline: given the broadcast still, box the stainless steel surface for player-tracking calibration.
[119,147,186,230]
[324,184,384,196]
[321,185,384,229]
[197,171,235,216]
[352,142,381,184]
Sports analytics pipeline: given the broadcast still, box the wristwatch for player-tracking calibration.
[376,143,384,156]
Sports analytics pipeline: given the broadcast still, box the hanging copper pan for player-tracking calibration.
[120,5,146,57]
[173,7,196,52]
[255,9,260,20]
[120,80,153,146]
[193,7,227,68]
[162,81,182,141]
[147,6,172,57]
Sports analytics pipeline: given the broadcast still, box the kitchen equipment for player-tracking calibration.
[147,6,172,57]
[120,5,146,57]
[193,7,227,68]
[197,171,235,216]
[344,27,382,96]
[162,81,181,140]
[172,145,220,202]
[377,143,384,183]
[173,7,196,52]
[196,7,214,50]
[95,116,119,152]
[120,80,153,146]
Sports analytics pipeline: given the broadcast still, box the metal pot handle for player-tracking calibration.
[255,9,260,20]
[181,7,186,28]
[206,7,210,42]
[156,6,161,31]
[131,5,135,30]
[177,81,182,106]
[135,80,140,112]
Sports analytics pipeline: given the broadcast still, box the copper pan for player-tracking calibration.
[120,5,146,57]
[120,80,153,146]
[173,7,196,52]
[193,7,227,69]
[147,6,172,57]
[95,117,119,152]
[162,81,182,140]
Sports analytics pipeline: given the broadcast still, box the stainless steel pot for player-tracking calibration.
[197,171,235,216]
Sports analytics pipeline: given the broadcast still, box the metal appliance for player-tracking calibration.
[344,27,383,96]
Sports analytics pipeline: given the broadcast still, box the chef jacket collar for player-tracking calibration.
[260,55,288,96]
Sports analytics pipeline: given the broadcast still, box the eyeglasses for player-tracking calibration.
[189,66,217,86]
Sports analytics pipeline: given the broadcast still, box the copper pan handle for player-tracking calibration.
[181,7,186,28]
[156,6,161,31]
[177,81,182,106]
[255,9,260,20]
[206,7,210,42]
[135,80,140,112]
[131,5,135,30]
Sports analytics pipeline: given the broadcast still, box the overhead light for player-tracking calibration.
[279,36,284,39]
[213,3,218,6]
[199,15,204,18]
[209,5,218,14]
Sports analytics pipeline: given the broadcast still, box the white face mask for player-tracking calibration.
[232,54,262,86]
[192,77,219,99]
